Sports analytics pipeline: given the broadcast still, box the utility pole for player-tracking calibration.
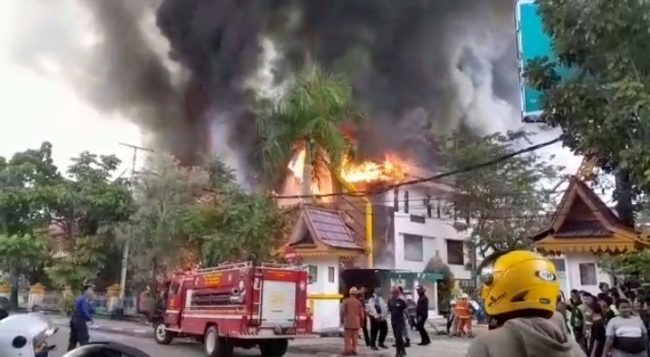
[118,143,153,305]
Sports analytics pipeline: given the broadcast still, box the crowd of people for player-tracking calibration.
[558,284,650,357]
[340,285,431,356]
[466,250,650,357]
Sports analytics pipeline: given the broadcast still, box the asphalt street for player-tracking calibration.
[48,326,471,357]
[49,326,280,357]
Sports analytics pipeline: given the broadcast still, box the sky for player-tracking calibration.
[0,1,143,176]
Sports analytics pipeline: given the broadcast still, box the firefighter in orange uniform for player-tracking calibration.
[455,293,474,337]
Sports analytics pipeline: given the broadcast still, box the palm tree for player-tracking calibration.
[259,67,364,196]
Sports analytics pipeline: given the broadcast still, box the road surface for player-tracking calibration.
[49,326,470,357]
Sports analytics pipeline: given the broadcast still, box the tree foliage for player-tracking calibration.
[423,255,456,312]
[0,142,294,298]
[527,0,650,221]
[439,131,563,258]
[259,67,364,191]
[124,153,294,289]
[599,250,650,282]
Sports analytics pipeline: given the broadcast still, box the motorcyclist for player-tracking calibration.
[466,250,586,357]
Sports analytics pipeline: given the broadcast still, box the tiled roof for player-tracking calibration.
[303,206,362,250]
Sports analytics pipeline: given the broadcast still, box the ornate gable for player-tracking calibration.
[533,176,645,254]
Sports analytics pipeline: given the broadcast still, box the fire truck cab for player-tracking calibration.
[153,261,313,357]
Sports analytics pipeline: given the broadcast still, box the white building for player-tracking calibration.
[376,181,471,279]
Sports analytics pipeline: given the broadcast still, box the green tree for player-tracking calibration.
[0,234,49,308]
[0,142,61,307]
[44,152,133,289]
[527,0,650,225]
[0,142,60,236]
[121,153,209,289]
[259,67,363,192]
[440,131,563,265]
[124,153,294,291]
[423,255,456,314]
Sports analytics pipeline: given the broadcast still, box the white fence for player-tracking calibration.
[29,291,138,316]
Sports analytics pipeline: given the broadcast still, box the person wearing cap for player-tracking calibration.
[388,286,408,357]
[341,287,365,355]
[455,293,474,337]
[466,250,586,357]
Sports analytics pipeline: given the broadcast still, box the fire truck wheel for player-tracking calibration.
[259,339,288,357]
[204,325,233,357]
[154,323,174,345]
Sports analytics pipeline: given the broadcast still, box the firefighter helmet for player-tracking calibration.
[478,250,559,317]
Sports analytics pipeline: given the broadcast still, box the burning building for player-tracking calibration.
[276,140,472,323]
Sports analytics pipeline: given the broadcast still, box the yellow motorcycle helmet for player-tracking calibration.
[478,250,559,317]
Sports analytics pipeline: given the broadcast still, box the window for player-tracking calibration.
[308,265,318,284]
[404,190,409,213]
[403,234,423,262]
[409,214,426,224]
[446,240,464,265]
[549,258,566,272]
[328,267,336,283]
[579,263,597,286]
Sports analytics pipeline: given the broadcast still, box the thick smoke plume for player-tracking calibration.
[11,0,526,184]
[153,0,522,173]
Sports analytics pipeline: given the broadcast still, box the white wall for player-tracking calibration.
[305,256,339,295]
[565,252,611,296]
[544,253,612,296]
[304,256,341,332]
[385,186,471,280]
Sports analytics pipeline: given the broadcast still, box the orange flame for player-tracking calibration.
[341,154,407,184]
[287,147,408,188]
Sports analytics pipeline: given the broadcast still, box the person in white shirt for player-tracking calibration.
[366,289,389,350]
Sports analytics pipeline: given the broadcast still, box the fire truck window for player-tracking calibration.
[191,292,234,306]
[308,265,318,284]
[169,282,180,295]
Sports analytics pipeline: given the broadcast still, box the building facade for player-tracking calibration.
[378,182,471,280]
[533,176,647,296]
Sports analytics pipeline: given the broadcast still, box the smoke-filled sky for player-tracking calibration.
[0,0,580,186]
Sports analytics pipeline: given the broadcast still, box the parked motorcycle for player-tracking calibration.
[0,314,58,357]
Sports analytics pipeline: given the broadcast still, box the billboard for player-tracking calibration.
[515,0,558,122]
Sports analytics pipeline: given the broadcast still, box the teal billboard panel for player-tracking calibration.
[515,0,564,122]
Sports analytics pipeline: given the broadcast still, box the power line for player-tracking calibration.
[273,136,563,199]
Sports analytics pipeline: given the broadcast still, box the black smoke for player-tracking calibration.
[79,0,202,163]
[14,0,519,183]
[152,0,519,175]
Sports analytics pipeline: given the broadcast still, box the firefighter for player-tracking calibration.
[455,293,473,337]
[466,250,586,357]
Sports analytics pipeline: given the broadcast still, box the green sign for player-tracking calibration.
[387,272,443,283]
[516,0,570,122]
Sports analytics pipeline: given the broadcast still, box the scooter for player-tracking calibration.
[0,314,59,357]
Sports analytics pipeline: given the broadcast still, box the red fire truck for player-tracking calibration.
[153,261,313,357]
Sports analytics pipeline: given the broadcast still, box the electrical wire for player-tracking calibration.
[272,136,563,199]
